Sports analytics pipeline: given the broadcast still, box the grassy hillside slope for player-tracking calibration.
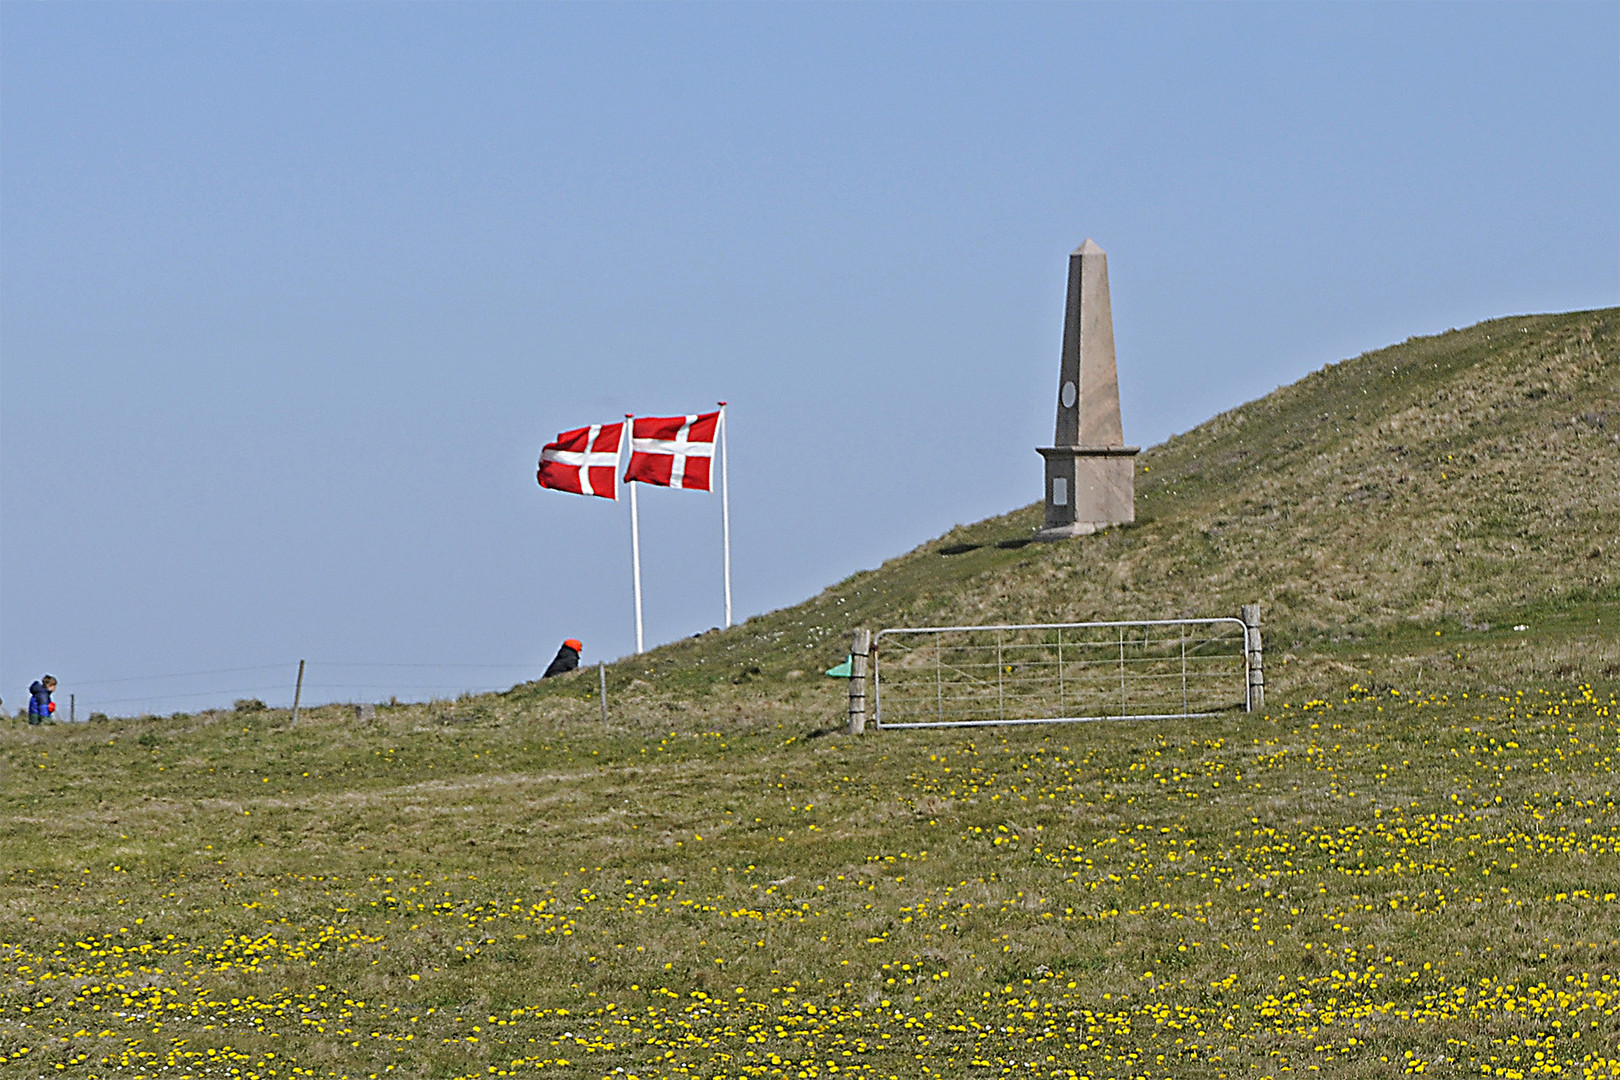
[3,309,1618,1080]
[525,307,1618,727]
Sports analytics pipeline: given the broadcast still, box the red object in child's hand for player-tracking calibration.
[47,702,56,714]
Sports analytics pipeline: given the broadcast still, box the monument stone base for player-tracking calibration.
[1035,446,1139,542]
[1034,520,1101,540]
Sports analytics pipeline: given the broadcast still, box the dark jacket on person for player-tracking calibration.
[28,681,52,720]
[542,644,581,679]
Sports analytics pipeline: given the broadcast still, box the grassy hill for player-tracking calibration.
[2,309,1617,1080]
[522,306,1618,727]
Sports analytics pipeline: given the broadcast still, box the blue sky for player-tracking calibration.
[3,3,1616,716]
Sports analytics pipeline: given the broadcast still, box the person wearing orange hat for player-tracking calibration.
[542,640,583,679]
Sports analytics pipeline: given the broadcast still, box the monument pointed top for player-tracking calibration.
[1073,238,1105,256]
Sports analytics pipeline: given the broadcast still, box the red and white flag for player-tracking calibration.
[538,422,624,499]
[624,411,719,491]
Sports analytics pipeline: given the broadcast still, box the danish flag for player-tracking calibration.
[624,411,719,491]
[537,422,624,499]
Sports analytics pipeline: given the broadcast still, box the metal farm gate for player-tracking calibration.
[869,617,1254,730]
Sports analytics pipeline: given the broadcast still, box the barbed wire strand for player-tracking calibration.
[67,665,298,687]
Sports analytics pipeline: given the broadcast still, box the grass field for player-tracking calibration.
[3,310,1617,1079]
[3,678,1617,1079]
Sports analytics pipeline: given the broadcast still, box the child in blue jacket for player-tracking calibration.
[28,676,56,724]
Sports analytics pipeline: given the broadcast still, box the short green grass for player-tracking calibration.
[3,310,1617,1080]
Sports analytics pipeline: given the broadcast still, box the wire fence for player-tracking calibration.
[873,618,1250,729]
[17,661,549,720]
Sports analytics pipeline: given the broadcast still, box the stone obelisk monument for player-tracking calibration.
[1035,240,1139,540]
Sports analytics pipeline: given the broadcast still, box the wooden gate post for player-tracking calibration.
[848,629,872,735]
[1241,605,1264,712]
[291,659,306,725]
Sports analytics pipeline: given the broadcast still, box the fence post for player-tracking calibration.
[1241,605,1264,712]
[848,629,872,735]
[598,662,608,724]
[291,659,306,725]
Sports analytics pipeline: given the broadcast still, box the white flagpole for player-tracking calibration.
[718,402,732,628]
[626,414,644,654]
